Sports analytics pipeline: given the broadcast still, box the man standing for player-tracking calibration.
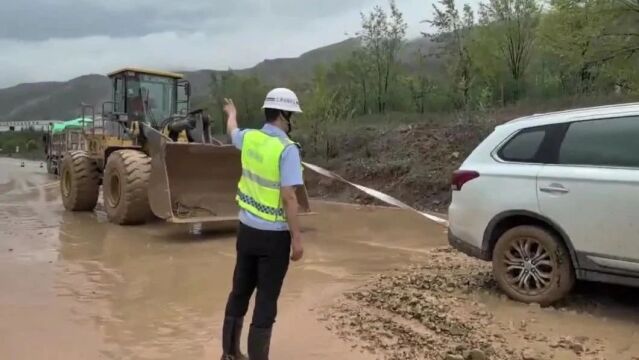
[221,88,305,360]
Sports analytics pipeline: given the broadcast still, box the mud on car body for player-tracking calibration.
[448,102,639,305]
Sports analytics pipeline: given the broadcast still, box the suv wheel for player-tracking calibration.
[492,225,575,305]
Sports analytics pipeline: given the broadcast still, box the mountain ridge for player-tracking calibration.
[0,37,436,122]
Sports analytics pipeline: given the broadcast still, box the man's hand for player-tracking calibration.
[224,98,238,135]
[223,98,237,116]
[291,234,304,261]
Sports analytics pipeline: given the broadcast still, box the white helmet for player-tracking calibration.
[262,88,302,113]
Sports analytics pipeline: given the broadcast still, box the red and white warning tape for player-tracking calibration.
[302,162,449,227]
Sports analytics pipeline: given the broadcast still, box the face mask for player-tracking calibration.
[282,111,293,134]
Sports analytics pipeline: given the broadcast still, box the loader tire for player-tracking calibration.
[60,151,100,211]
[103,150,152,225]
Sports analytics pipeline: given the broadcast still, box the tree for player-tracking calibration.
[479,0,541,100]
[403,50,433,113]
[428,0,477,115]
[299,67,355,160]
[359,0,408,113]
[537,0,607,94]
[322,50,375,116]
[592,0,639,92]
[598,0,639,61]
[347,50,374,115]
[536,0,639,95]
[209,71,268,132]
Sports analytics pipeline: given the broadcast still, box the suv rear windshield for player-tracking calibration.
[498,128,547,163]
[559,116,639,168]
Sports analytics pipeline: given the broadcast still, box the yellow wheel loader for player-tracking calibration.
[59,67,310,225]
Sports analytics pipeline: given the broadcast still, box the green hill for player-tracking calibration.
[0,75,111,122]
[0,37,436,122]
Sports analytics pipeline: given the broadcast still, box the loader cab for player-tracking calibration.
[108,68,191,128]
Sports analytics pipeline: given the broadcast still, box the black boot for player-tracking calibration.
[248,326,272,360]
[221,317,247,360]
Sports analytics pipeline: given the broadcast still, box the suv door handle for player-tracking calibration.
[539,184,569,194]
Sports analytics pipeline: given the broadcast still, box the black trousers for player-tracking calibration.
[224,222,291,329]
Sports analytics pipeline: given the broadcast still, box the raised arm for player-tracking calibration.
[224,98,238,136]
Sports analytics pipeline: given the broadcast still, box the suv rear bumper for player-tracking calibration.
[448,230,491,261]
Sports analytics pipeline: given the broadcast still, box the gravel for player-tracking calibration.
[319,247,608,360]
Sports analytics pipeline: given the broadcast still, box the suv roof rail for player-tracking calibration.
[530,102,639,118]
[506,102,639,125]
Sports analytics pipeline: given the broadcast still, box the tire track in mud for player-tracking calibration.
[0,170,62,263]
[0,187,61,230]
[321,247,639,360]
[0,178,16,195]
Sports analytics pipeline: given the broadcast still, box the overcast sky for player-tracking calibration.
[0,0,455,88]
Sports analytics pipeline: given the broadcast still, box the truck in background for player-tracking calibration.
[42,117,93,175]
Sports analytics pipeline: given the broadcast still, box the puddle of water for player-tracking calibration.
[51,204,444,359]
[0,162,446,359]
[6,159,639,359]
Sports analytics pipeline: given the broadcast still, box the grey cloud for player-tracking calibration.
[0,0,374,41]
[0,1,161,40]
[267,0,373,17]
[0,0,431,88]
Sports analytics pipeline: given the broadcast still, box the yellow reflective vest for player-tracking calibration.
[236,130,296,222]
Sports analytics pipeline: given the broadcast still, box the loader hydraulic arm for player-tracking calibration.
[161,110,212,144]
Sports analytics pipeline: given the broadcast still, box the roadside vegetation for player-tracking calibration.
[209,0,639,210]
[0,130,45,160]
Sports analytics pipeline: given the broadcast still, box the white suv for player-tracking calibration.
[448,103,639,305]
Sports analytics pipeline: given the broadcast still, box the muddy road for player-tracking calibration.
[0,158,446,359]
[1,157,639,360]
[324,248,639,360]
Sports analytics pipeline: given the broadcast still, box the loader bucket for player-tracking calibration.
[145,128,311,224]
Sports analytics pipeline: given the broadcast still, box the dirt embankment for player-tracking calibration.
[302,122,489,212]
[320,247,639,360]
[300,95,639,212]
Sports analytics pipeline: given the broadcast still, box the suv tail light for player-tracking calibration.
[451,170,480,191]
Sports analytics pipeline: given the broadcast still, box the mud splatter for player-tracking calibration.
[321,247,639,360]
